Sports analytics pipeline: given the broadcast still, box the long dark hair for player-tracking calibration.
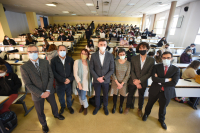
[26,33,33,42]
[0,58,8,65]
[187,60,200,70]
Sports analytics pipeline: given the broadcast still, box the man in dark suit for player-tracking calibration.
[51,45,74,115]
[57,32,67,41]
[20,45,64,133]
[142,51,180,130]
[90,38,114,115]
[124,42,155,117]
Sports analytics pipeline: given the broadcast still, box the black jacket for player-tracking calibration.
[157,40,167,47]
[51,56,74,85]
[67,36,74,41]
[3,39,16,45]
[0,73,22,96]
[57,35,67,41]
[26,39,38,45]
[126,50,136,62]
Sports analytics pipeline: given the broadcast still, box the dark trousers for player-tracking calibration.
[56,83,72,108]
[144,91,170,122]
[126,84,146,110]
[113,94,125,107]
[34,94,59,126]
[93,83,109,108]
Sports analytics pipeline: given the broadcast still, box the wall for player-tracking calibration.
[36,15,49,27]
[48,16,141,28]
[5,11,29,38]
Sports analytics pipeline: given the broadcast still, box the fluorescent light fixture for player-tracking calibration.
[158,4,168,6]
[71,14,76,15]
[127,3,135,6]
[121,11,126,13]
[63,11,69,13]
[46,4,56,6]
[91,11,97,13]
[86,3,94,6]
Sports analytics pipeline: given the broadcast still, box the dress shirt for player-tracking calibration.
[59,56,66,65]
[140,55,146,70]
[99,51,105,66]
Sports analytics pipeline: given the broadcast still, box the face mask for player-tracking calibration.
[130,40,133,42]
[59,51,66,57]
[163,59,171,66]
[124,38,126,40]
[58,32,59,34]
[6,38,9,40]
[43,42,45,44]
[156,54,159,56]
[190,47,194,49]
[139,50,146,55]
[81,55,87,60]
[165,47,168,49]
[119,35,121,37]
[187,52,191,55]
[0,72,6,77]
[129,48,133,51]
[50,33,52,34]
[99,47,106,52]
[29,53,38,60]
[113,34,116,36]
[31,35,33,37]
[119,56,126,60]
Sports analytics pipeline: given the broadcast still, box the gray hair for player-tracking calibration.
[58,45,68,53]
[27,44,39,52]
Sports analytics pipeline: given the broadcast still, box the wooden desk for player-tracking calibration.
[0,96,9,105]
[6,60,24,65]
[173,63,189,69]
[6,52,45,55]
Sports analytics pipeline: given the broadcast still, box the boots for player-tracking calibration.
[79,105,84,113]
[84,108,88,115]
[112,95,117,114]
[119,95,124,114]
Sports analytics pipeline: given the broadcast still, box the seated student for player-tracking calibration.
[180,48,192,63]
[45,44,58,64]
[25,33,38,45]
[30,33,37,40]
[129,37,136,46]
[67,33,74,41]
[64,29,68,35]
[185,43,196,54]
[134,29,141,37]
[41,31,48,39]
[126,44,136,62]
[147,52,155,58]
[69,29,75,35]
[154,50,162,63]
[141,32,148,39]
[120,36,129,46]
[57,32,67,41]
[100,30,105,38]
[42,39,50,52]
[112,47,119,60]
[0,58,13,73]
[117,33,122,41]
[157,37,167,47]
[85,40,94,52]
[160,43,171,53]
[3,36,16,45]
[0,65,22,114]
[48,32,55,41]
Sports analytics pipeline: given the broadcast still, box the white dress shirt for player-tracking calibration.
[59,56,66,65]
[99,51,105,66]
[140,55,146,70]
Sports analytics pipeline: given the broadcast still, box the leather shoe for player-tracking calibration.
[119,106,123,114]
[79,105,84,113]
[158,119,167,130]
[124,108,129,114]
[84,108,88,115]
[112,105,116,114]
[42,125,49,133]
[59,107,65,115]
[103,107,109,115]
[142,114,148,121]
[68,107,74,114]
[93,107,100,115]
[54,114,65,120]
[138,109,143,117]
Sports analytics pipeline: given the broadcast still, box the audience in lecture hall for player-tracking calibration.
[85,39,94,52]
[45,44,58,64]
[0,65,22,114]
[157,37,167,47]
[160,43,171,53]
[185,43,196,54]
[25,33,38,45]
[120,36,129,46]
[126,44,136,62]
[154,50,163,63]
[42,39,50,52]
[67,33,74,41]
[180,48,192,63]
[73,49,92,115]
[0,58,13,73]
[111,48,131,114]
[147,52,155,58]
[3,35,16,45]
[57,32,67,41]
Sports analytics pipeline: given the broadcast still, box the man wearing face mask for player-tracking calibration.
[51,45,74,115]
[143,51,180,130]
[90,38,114,115]
[20,45,65,133]
[57,33,67,41]
[126,44,136,62]
[124,42,155,117]
[185,43,196,54]
[160,43,171,53]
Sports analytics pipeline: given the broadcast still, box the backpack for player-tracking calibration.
[0,111,17,131]
[194,75,200,84]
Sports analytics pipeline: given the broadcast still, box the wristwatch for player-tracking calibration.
[103,77,105,80]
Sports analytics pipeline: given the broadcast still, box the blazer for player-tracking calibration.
[89,51,114,83]
[129,55,155,87]
[149,63,180,100]
[3,39,16,45]
[57,35,67,41]
[180,52,192,63]
[20,59,54,101]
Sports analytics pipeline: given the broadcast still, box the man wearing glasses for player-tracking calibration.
[142,51,180,130]
[20,45,64,133]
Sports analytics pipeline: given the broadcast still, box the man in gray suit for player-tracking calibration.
[90,38,114,115]
[124,42,155,117]
[20,45,64,133]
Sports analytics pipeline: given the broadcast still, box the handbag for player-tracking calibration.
[193,75,200,84]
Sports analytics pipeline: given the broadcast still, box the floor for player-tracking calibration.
[10,94,200,133]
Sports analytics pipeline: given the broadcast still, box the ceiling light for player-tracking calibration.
[127,3,135,6]
[86,3,94,6]
[71,14,76,15]
[62,11,69,13]
[46,4,56,6]
[121,11,126,13]
[91,11,97,13]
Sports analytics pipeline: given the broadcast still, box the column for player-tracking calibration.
[0,3,12,42]
[164,1,177,39]
[152,14,156,31]
[141,14,146,31]
[25,12,38,33]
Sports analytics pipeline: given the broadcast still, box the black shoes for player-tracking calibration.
[68,107,74,114]
[59,107,65,115]
[42,125,49,133]
[93,107,100,115]
[119,106,123,114]
[112,105,116,114]
[142,114,148,121]
[158,119,167,130]
[103,107,109,115]
[54,114,65,120]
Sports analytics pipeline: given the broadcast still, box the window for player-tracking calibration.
[155,20,165,34]
[145,18,150,30]
[170,15,179,35]
[194,27,200,44]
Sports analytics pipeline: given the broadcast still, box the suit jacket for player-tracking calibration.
[20,59,54,101]
[57,35,67,41]
[3,39,16,45]
[89,51,114,83]
[129,55,155,87]
[149,63,180,100]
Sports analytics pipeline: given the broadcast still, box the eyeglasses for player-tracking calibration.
[162,57,171,59]
[28,51,38,53]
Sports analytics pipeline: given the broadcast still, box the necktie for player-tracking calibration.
[35,62,40,73]
[161,66,168,91]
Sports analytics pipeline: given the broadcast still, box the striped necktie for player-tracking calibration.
[35,62,40,73]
